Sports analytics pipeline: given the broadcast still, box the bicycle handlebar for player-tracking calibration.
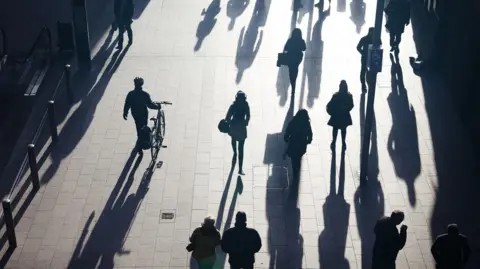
[155,101,173,106]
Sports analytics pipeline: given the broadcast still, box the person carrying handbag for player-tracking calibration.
[225,91,250,174]
[187,217,221,269]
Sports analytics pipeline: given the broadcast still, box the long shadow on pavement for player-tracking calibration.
[234,7,264,84]
[354,93,385,269]
[226,0,250,31]
[40,40,130,185]
[386,52,421,206]
[195,0,221,52]
[263,95,303,269]
[318,149,351,269]
[68,150,153,268]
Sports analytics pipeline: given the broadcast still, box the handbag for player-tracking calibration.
[277,52,289,67]
[218,119,230,133]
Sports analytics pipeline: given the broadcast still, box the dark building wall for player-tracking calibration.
[0,0,111,57]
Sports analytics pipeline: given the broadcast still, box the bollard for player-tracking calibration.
[48,100,58,143]
[2,198,17,248]
[27,144,40,189]
[65,64,73,103]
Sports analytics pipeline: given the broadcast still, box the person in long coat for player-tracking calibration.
[283,28,306,94]
[226,91,250,174]
[327,80,354,150]
[384,0,410,52]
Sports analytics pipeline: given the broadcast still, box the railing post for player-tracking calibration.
[2,198,17,248]
[65,64,73,103]
[48,100,58,142]
[27,144,40,189]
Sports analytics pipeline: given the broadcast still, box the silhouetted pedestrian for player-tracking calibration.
[221,212,262,269]
[327,80,354,151]
[357,27,374,92]
[314,0,331,9]
[226,91,250,175]
[283,28,306,94]
[123,77,159,137]
[188,216,221,269]
[372,210,407,269]
[115,0,134,49]
[284,109,312,179]
[431,224,471,269]
[384,0,410,52]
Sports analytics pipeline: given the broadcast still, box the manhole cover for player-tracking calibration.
[160,210,175,222]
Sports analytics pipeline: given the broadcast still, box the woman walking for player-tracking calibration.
[284,109,313,178]
[226,91,250,174]
[188,216,221,269]
[327,80,354,150]
[283,28,306,94]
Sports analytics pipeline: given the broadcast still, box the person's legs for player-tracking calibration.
[360,60,367,91]
[133,117,147,137]
[126,23,133,44]
[117,23,125,48]
[389,32,396,50]
[341,128,347,149]
[331,127,338,149]
[291,154,302,180]
[395,33,402,47]
[288,64,299,93]
[238,139,245,174]
[231,137,238,156]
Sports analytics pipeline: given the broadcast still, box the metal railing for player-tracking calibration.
[25,25,52,61]
[1,63,73,249]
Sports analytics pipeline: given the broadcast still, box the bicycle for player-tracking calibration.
[149,101,172,160]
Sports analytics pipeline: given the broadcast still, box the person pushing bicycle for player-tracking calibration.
[123,77,160,139]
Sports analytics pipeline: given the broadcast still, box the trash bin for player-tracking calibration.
[57,21,74,52]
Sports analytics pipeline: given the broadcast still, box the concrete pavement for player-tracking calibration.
[1,0,478,268]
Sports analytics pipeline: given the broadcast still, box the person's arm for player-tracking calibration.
[214,230,222,246]
[430,237,441,262]
[252,230,262,253]
[123,93,131,119]
[245,104,251,126]
[347,95,354,111]
[220,230,230,253]
[146,93,159,109]
[397,226,407,250]
[356,38,364,54]
[284,122,292,142]
[283,39,290,52]
[301,40,306,52]
[307,123,313,144]
[189,228,200,243]
[225,105,233,123]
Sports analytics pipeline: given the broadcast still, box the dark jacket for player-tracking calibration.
[226,101,250,141]
[385,0,410,34]
[372,217,407,266]
[327,92,354,128]
[114,0,134,23]
[190,226,221,261]
[431,233,470,268]
[221,225,262,265]
[284,38,306,66]
[284,119,312,158]
[123,89,158,119]
[357,34,373,61]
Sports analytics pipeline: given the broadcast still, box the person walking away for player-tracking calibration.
[226,91,250,175]
[188,216,221,269]
[372,210,408,269]
[115,0,134,49]
[221,211,262,269]
[384,0,410,52]
[431,224,471,269]
[283,28,306,94]
[123,77,159,138]
[327,80,354,151]
[284,109,312,179]
[357,27,374,92]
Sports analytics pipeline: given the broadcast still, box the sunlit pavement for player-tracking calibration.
[1,0,478,268]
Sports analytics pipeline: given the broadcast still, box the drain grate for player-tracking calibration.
[160,210,176,222]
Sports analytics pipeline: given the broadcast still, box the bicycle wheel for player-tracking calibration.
[156,110,166,146]
[150,124,157,159]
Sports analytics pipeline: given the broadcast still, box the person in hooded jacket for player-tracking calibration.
[221,211,262,269]
[189,216,221,269]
